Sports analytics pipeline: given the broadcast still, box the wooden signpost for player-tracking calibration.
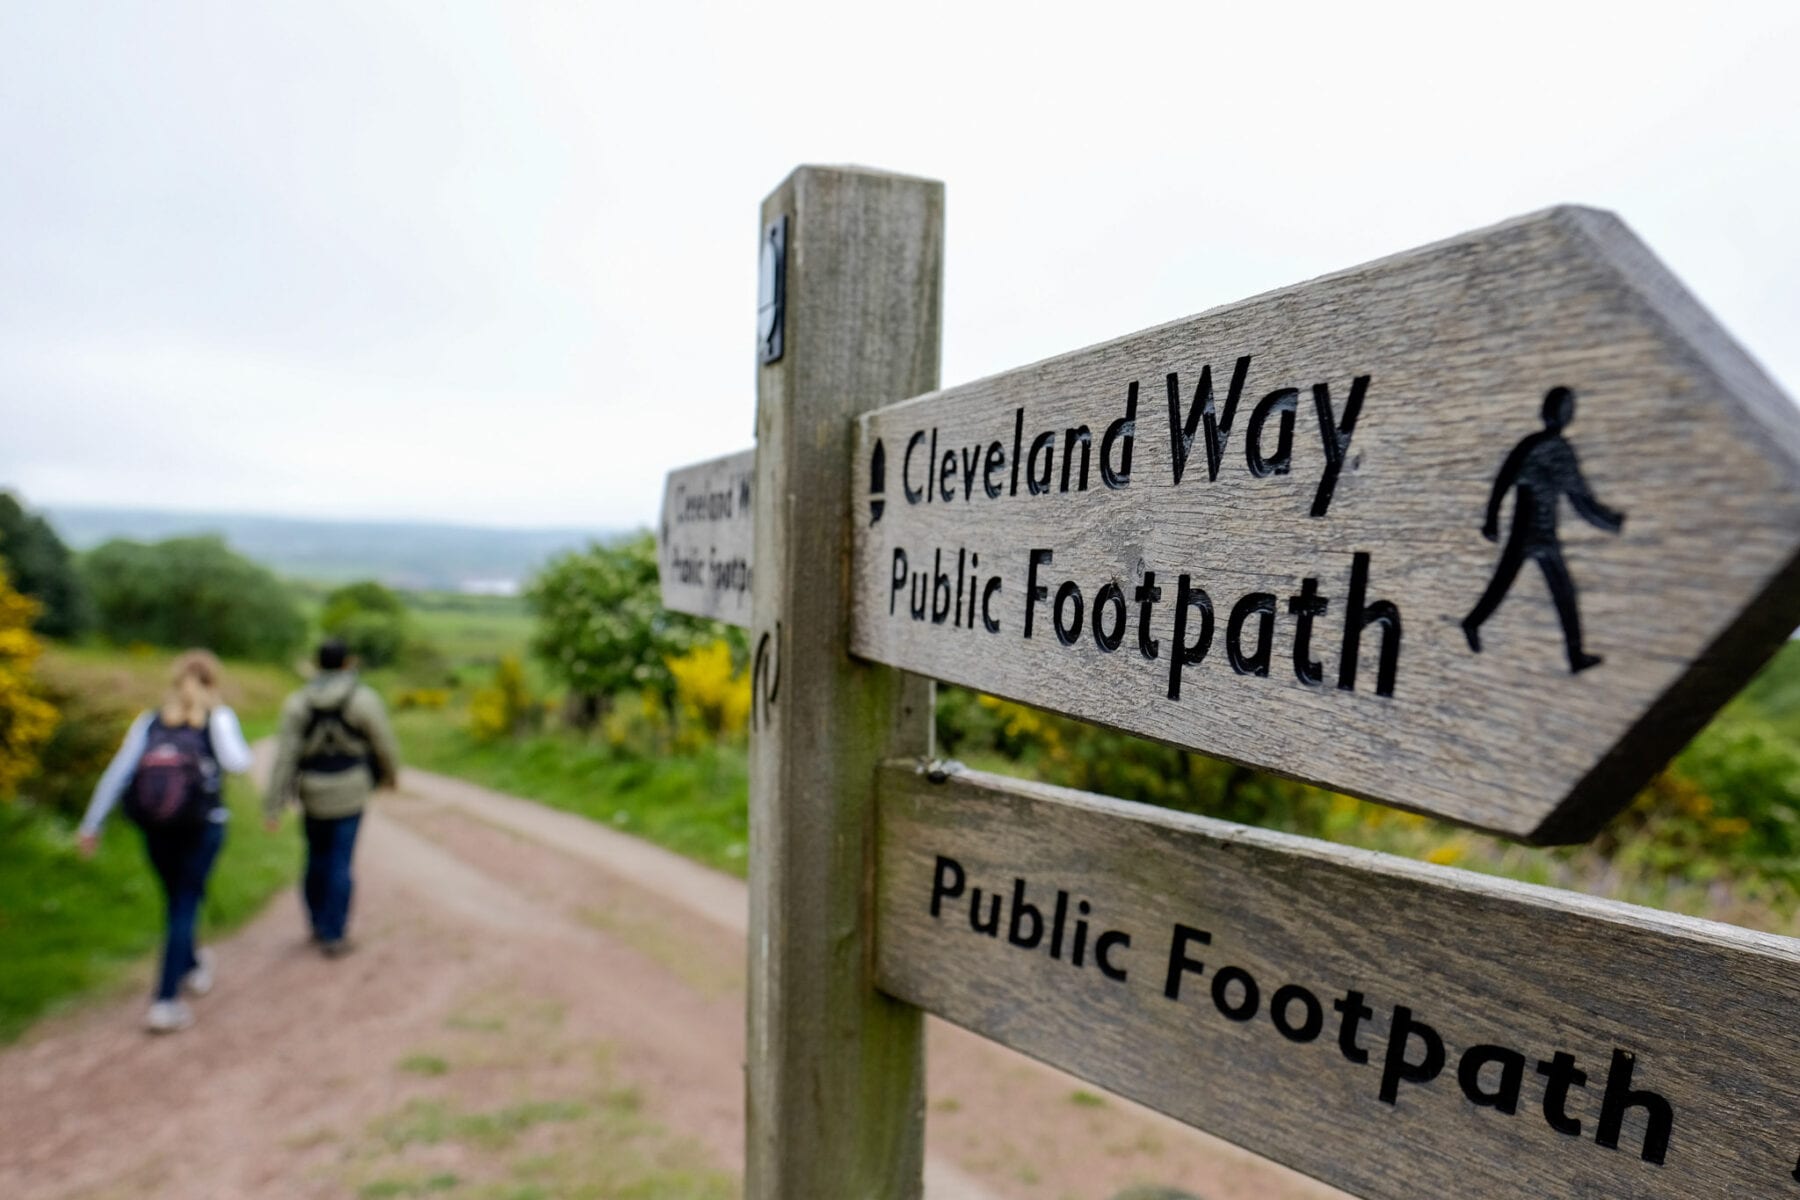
[850,207,1800,843]
[654,166,1800,1200]
[659,447,755,628]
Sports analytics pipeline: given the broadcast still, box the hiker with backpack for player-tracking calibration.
[77,650,255,1033]
[264,637,401,958]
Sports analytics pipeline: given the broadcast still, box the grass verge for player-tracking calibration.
[392,711,749,878]
[0,778,299,1042]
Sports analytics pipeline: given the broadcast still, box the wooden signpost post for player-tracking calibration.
[659,168,1800,1200]
[742,166,943,1200]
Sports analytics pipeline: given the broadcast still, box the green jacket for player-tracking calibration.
[265,671,402,819]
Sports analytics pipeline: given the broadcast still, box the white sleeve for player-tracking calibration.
[78,713,153,837]
[209,707,255,774]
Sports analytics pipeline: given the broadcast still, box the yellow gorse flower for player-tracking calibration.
[0,571,58,800]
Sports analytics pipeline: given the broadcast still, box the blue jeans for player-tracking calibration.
[142,821,225,1001]
[303,812,363,943]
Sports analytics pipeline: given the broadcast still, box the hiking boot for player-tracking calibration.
[319,937,356,959]
[144,999,195,1033]
[183,948,216,997]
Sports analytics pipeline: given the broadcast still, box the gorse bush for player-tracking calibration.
[601,691,674,757]
[666,640,750,743]
[18,676,123,819]
[82,535,305,662]
[468,655,540,742]
[0,571,58,801]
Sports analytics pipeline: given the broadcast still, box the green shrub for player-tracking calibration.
[526,533,711,720]
[0,493,90,638]
[82,536,304,662]
[320,581,411,669]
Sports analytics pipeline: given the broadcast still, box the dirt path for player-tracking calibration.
[0,765,1345,1200]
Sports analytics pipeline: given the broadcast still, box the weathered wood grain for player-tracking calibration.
[658,448,755,627]
[851,207,1800,843]
[745,167,943,1200]
[876,760,1800,1200]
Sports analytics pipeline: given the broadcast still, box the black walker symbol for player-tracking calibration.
[1462,386,1625,674]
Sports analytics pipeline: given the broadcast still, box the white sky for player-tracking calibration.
[3,1,1797,529]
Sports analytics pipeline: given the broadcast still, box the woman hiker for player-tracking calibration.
[78,650,256,1033]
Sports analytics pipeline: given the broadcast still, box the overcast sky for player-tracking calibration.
[3,1,1797,530]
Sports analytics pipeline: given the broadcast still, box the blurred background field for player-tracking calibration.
[2,491,1797,1043]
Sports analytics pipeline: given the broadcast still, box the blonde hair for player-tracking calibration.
[160,650,223,728]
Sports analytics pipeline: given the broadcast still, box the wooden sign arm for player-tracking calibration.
[874,758,1800,1200]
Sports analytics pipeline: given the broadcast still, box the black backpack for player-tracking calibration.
[299,692,372,774]
[125,716,222,828]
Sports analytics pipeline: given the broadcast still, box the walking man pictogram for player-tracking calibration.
[1462,386,1624,673]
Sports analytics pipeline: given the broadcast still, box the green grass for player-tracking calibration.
[372,1097,591,1151]
[355,589,546,698]
[398,1053,451,1077]
[38,642,297,736]
[403,593,534,666]
[0,777,300,1042]
[350,1076,734,1199]
[358,1176,460,1199]
[394,711,749,877]
[350,1036,733,1198]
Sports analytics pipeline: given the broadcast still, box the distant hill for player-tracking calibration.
[46,507,623,593]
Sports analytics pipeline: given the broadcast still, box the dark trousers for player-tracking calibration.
[142,821,225,1001]
[303,812,363,943]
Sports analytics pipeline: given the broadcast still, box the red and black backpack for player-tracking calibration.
[124,715,222,828]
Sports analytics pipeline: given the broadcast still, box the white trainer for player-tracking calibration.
[183,948,215,997]
[144,999,195,1033]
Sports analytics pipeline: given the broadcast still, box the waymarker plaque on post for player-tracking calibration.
[658,448,755,628]
[851,206,1800,843]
